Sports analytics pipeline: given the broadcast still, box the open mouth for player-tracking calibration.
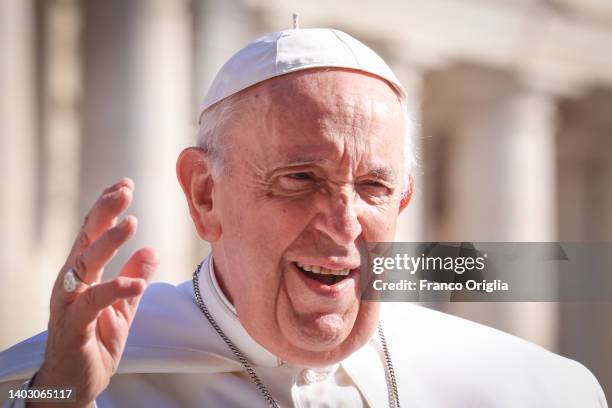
[294,262,351,286]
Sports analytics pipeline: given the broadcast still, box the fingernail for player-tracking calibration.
[120,177,134,189]
[119,216,130,227]
[108,187,124,201]
[117,186,130,197]
[132,279,146,292]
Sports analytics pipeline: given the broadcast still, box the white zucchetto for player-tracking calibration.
[198,28,405,123]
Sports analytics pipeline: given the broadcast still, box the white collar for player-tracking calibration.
[198,253,282,368]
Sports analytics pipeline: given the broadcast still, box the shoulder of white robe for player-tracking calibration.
[0,331,47,383]
[372,302,608,407]
[116,280,245,375]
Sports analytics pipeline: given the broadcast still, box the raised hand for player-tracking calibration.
[30,178,158,407]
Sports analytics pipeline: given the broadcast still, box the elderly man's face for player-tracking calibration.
[183,69,408,366]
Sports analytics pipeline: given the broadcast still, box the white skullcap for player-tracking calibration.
[198,28,405,123]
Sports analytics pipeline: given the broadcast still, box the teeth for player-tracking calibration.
[296,262,350,276]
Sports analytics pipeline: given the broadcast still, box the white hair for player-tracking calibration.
[196,94,243,178]
[196,88,416,198]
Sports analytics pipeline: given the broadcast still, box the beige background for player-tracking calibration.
[1,0,611,400]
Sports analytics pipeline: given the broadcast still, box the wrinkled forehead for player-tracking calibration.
[229,69,406,147]
[220,69,406,172]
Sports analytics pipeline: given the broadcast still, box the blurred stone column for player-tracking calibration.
[429,71,557,241]
[193,0,253,100]
[81,0,195,283]
[422,65,559,350]
[0,0,37,348]
[558,90,612,241]
[34,0,84,346]
[499,81,559,351]
[557,90,612,398]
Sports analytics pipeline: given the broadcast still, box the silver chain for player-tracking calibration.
[192,260,401,407]
[377,323,401,408]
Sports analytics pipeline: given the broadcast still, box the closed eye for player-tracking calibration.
[362,180,386,187]
[275,171,320,194]
[285,172,315,181]
[358,179,393,197]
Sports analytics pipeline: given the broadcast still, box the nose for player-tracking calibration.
[312,187,362,246]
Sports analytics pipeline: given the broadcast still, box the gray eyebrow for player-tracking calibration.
[365,166,397,183]
[269,156,397,183]
[271,155,330,167]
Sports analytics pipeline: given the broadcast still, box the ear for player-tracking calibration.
[398,174,415,214]
[176,147,222,242]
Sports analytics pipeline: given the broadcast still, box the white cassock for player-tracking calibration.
[0,254,607,407]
